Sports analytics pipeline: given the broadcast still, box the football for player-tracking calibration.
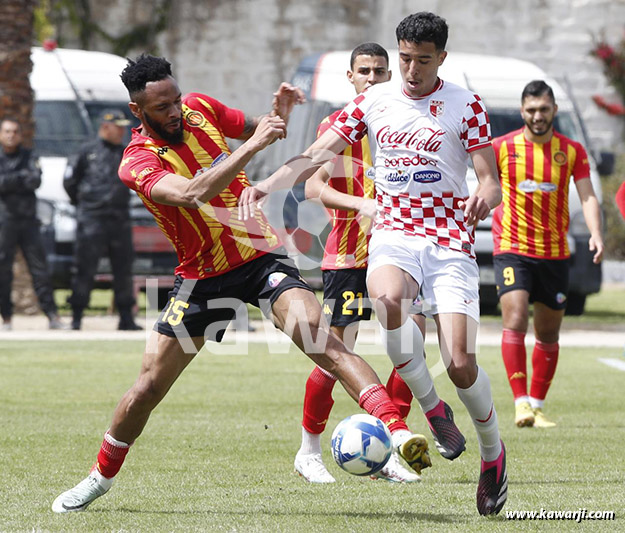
[331,414,393,476]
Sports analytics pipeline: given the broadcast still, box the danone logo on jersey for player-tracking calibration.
[375,125,445,151]
[413,170,442,183]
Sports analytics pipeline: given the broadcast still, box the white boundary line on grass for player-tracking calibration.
[598,358,625,372]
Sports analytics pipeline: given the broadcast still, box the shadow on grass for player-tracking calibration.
[108,506,479,523]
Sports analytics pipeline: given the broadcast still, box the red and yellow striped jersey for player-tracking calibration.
[318,110,374,270]
[492,128,590,259]
[119,93,280,279]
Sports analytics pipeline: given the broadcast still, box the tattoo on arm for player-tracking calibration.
[243,115,259,136]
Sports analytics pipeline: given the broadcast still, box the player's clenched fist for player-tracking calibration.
[250,115,287,149]
[271,82,306,122]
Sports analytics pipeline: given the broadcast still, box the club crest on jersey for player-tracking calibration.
[185,110,205,127]
[429,99,445,117]
[553,151,567,166]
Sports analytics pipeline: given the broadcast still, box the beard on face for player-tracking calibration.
[524,116,554,137]
[143,110,184,144]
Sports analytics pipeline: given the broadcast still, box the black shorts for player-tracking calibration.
[155,250,312,341]
[494,253,569,310]
[322,268,372,327]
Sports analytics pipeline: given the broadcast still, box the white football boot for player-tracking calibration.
[371,451,421,482]
[294,453,336,483]
[52,469,114,513]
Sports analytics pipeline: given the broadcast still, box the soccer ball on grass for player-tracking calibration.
[331,414,393,476]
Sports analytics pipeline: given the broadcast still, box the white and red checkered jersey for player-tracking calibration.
[330,79,492,257]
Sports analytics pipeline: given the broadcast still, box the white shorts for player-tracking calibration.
[367,229,480,322]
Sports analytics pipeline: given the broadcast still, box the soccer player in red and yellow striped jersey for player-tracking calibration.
[492,80,603,429]
[53,53,430,514]
[120,91,282,278]
[293,44,419,484]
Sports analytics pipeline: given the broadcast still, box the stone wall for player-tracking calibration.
[81,0,624,152]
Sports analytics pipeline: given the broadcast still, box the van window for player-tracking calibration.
[33,101,89,157]
[33,101,137,158]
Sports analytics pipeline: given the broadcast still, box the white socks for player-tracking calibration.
[515,395,531,407]
[298,426,322,455]
[529,397,544,409]
[381,320,440,413]
[456,367,502,462]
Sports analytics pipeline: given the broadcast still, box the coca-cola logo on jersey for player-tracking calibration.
[376,125,445,151]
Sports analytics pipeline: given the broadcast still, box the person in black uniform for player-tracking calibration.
[64,109,141,330]
[0,117,64,330]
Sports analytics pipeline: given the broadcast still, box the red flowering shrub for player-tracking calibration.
[592,35,625,116]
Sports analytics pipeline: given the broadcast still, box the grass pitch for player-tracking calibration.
[0,338,623,532]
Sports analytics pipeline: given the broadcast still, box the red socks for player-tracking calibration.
[501,328,527,399]
[302,366,337,434]
[530,340,559,401]
[96,432,131,479]
[502,329,559,403]
[359,384,409,433]
[385,368,413,420]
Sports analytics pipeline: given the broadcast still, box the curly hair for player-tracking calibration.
[395,12,448,51]
[120,54,173,100]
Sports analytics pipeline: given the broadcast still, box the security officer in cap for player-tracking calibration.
[64,109,141,330]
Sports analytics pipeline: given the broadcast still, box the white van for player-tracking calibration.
[30,45,176,296]
[250,50,606,314]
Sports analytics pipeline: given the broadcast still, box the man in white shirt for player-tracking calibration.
[240,12,506,516]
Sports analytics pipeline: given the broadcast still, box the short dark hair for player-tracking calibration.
[396,12,448,51]
[120,54,173,100]
[350,42,389,70]
[521,80,556,104]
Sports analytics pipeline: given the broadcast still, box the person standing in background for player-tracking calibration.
[0,117,64,330]
[64,109,141,331]
[492,80,603,428]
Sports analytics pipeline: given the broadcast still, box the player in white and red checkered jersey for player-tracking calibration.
[240,12,507,516]
[332,79,491,258]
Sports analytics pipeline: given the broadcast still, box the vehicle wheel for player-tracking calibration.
[565,292,586,316]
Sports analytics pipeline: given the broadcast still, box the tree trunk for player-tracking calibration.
[0,0,40,314]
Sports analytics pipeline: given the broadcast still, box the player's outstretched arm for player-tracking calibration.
[305,160,375,217]
[150,115,287,208]
[238,127,349,220]
[461,146,501,226]
[236,83,306,140]
[575,177,604,264]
